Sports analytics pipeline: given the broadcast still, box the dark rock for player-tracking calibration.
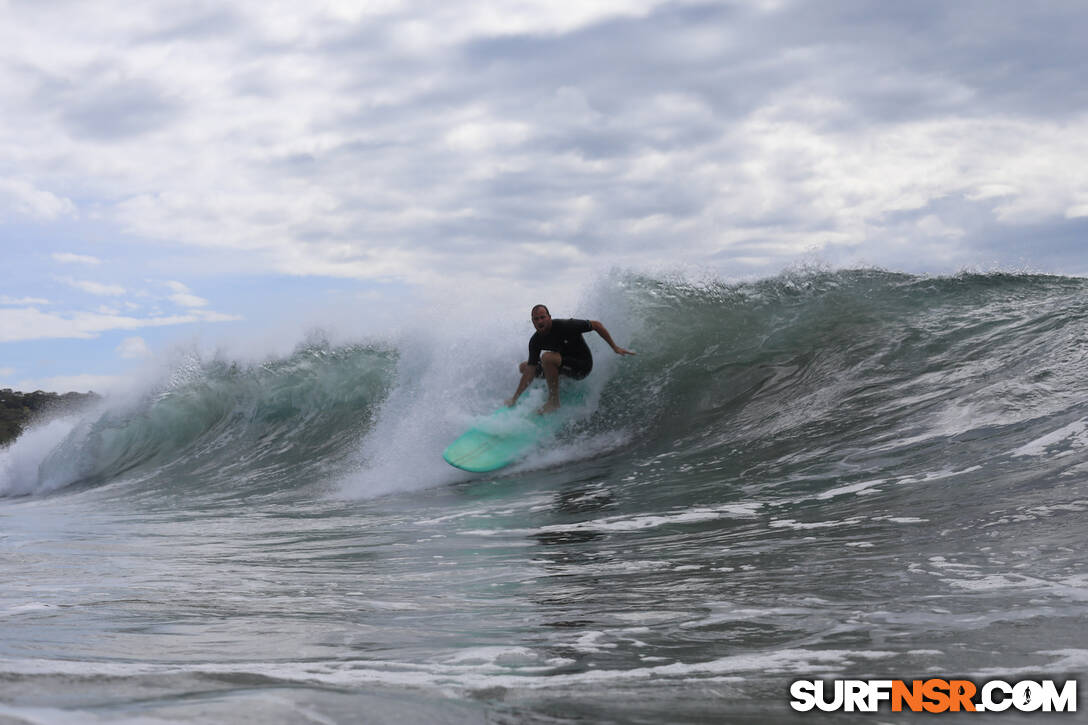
[0,389,101,447]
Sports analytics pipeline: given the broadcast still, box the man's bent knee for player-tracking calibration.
[540,351,562,368]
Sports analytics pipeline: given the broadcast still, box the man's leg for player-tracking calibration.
[539,351,562,413]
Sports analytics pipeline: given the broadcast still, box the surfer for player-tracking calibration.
[506,304,635,414]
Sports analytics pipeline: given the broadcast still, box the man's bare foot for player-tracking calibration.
[537,400,560,415]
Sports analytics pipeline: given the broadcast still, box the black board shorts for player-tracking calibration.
[535,355,592,380]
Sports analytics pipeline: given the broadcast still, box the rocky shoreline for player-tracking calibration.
[0,389,100,447]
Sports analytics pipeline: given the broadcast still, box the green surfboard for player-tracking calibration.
[443,388,586,473]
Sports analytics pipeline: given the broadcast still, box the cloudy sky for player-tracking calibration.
[2,0,1087,392]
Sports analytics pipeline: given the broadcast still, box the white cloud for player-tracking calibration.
[116,336,152,359]
[1,0,1087,294]
[0,178,75,220]
[0,306,240,343]
[59,277,126,297]
[1,296,49,306]
[173,292,209,308]
[195,310,242,323]
[52,252,101,265]
[916,214,964,240]
[164,280,209,308]
[1067,204,1088,220]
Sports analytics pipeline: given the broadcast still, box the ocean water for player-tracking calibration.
[1,269,1085,723]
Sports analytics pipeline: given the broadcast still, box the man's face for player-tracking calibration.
[532,307,552,334]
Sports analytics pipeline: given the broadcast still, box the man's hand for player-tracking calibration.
[504,397,517,408]
[591,321,635,357]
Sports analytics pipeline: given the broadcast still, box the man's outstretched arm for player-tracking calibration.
[590,321,635,356]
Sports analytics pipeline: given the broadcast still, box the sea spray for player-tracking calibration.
[0,414,88,496]
[1,341,397,499]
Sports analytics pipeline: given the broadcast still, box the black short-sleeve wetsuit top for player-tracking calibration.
[528,318,594,379]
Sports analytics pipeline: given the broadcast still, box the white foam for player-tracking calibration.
[607,610,694,625]
[971,649,1088,678]
[680,605,817,629]
[894,465,982,485]
[460,502,761,537]
[413,508,497,526]
[769,517,863,530]
[816,478,884,499]
[508,429,633,474]
[872,516,928,524]
[571,631,618,653]
[917,556,1088,601]
[0,645,901,695]
[0,703,176,725]
[443,646,564,667]
[944,572,1088,600]
[1009,418,1088,458]
[0,415,85,497]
